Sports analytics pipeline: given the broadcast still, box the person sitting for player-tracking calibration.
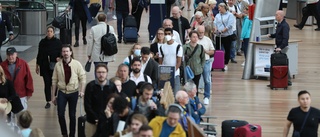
[184,81,206,124]
[149,104,186,137]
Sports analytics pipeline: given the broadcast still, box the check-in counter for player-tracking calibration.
[250,40,301,78]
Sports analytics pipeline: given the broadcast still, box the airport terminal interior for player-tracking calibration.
[1,0,320,136]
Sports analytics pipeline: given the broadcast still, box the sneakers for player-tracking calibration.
[112,15,117,20]
[203,97,209,105]
[315,28,320,31]
[224,65,228,71]
[74,41,79,47]
[118,39,122,43]
[241,61,245,66]
[45,102,51,109]
[198,88,204,94]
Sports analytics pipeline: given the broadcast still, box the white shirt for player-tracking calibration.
[198,36,215,60]
[158,41,183,76]
[228,5,240,31]
[141,57,150,73]
[130,72,152,85]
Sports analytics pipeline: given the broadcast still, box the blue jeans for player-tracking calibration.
[230,31,237,60]
[57,91,79,136]
[174,75,180,95]
[203,58,213,98]
[116,11,129,40]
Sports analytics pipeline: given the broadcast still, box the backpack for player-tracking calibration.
[100,25,118,56]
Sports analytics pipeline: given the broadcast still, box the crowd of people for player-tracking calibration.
[1,0,320,136]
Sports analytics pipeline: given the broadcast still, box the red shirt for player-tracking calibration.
[63,59,72,85]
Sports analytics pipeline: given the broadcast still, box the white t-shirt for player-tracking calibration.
[130,72,152,85]
[158,41,183,76]
[198,36,215,60]
[228,5,240,31]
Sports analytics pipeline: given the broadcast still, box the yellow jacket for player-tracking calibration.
[149,116,186,137]
[52,59,86,94]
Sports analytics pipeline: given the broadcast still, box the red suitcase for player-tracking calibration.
[212,34,225,71]
[270,66,288,90]
[234,124,262,137]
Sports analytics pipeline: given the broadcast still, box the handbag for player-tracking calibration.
[230,33,237,41]
[52,13,66,29]
[85,60,92,72]
[49,62,56,70]
[293,109,311,137]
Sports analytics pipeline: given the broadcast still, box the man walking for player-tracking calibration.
[283,90,320,137]
[51,45,86,137]
[0,47,33,110]
[84,63,116,137]
[87,13,117,69]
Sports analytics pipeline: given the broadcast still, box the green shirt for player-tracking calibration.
[183,43,205,75]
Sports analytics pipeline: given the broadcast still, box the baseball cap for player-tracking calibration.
[6,47,17,55]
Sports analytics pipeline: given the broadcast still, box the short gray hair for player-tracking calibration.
[175,90,186,100]
[184,81,196,93]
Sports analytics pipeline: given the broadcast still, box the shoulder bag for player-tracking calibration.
[293,109,311,137]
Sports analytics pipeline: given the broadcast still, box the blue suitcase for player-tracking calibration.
[123,27,138,43]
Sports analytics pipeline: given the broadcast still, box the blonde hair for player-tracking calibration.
[206,0,217,5]
[0,66,6,85]
[131,113,148,125]
[128,43,141,56]
[30,128,45,137]
[154,28,167,44]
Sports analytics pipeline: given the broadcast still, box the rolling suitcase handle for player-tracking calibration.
[79,96,84,116]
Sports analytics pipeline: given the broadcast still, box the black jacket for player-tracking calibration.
[0,12,13,43]
[36,36,62,76]
[270,19,290,49]
[143,58,159,87]
[84,80,116,124]
[150,42,159,63]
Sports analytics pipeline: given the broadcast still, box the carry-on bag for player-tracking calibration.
[89,3,101,18]
[78,97,86,137]
[270,66,288,89]
[222,120,248,137]
[123,27,138,43]
[60,13,72,45]
[212,33,225,71]
[234,124,262,137]
[124,15,137,27]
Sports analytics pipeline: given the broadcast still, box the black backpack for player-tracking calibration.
[101,25,118,56]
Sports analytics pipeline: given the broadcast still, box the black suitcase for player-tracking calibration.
[89,3,101,18]
[78,97,86,137]
[222,120,248,137]
[125,15,137,27]
[60,13,72,45]
[270,51,288,66]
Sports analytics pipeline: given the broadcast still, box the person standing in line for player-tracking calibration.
[170,6,191,44]
[36,26,62,109]
[87,13,117,70]
[51,45,86,137]
[110,0,132,43]
[84,63,116,137]
[197,26,215,105]
[267,10,292,86]
[0,47,34,110]
[283,90,320,137]
[0,3,14,63]
[66,0,92,47]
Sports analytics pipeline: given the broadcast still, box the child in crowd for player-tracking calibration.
[18,110,33,137]
[240,6,252,66]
